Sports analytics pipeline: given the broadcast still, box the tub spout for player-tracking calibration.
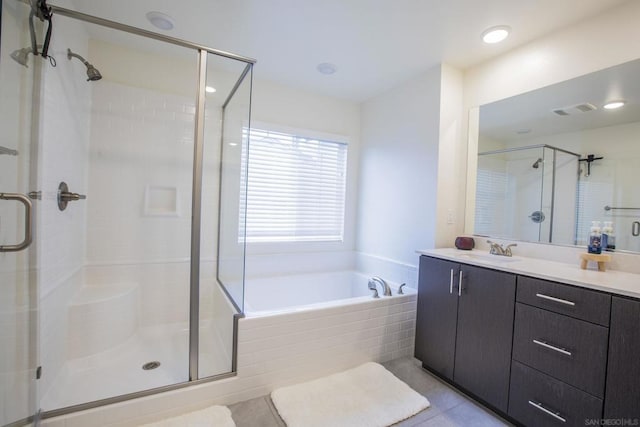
[368,276,392,297]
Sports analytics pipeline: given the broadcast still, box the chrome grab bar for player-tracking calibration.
[0,192,33,252]
[604,205,640,211]
[533,339,572,356]
[535,293,575,306]
[528,400,566,423]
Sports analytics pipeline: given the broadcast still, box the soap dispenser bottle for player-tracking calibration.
[588,221,602,254]
[602,221,610,251]
[603,221,616,251]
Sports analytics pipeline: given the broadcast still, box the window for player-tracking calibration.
[240,126,348,243]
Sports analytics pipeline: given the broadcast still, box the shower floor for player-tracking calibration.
[41,321,230,411]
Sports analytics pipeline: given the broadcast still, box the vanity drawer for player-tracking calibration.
[512,303,608,397]
[517,275,611,326]
[509,360,603,427]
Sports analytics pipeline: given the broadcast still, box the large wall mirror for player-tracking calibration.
[468,58,640,254]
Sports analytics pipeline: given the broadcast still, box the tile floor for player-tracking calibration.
[228,356,512,427]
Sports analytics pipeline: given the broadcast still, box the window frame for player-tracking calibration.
[240,121,350,248]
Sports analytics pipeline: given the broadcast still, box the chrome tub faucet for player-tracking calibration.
[368,276,392,297]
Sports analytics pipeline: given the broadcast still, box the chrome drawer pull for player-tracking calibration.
[528,400,566,423]
[535,293,575,306]
[458,270,463,297]
[450,269,454,294]
[533,339,572,356]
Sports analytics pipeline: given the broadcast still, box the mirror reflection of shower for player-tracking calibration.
[475,144,581,245]
[532,158,543,169]
[67,48,102,81]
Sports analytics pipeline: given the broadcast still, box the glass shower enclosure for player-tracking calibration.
[475,144,581,245]
[0,1,253,423]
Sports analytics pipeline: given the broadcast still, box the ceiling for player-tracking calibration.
[53,0,629,102]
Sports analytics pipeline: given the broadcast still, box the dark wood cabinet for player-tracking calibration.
[509,360,603,427]
[415,256,459,379]
[416,253,639,425]
[512,302,609,398]
[454,264,516,412]
[517,276,611,326]
[415,256,516,412]
[604,297,640,419]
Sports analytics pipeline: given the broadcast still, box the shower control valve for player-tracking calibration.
[57,182,86,211]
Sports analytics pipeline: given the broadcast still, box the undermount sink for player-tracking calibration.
[456,252,520,263]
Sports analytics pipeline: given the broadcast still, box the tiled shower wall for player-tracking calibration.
[37,16,91,399]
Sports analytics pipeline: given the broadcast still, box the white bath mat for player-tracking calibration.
[271,362,430,427]
[139,404,235,427]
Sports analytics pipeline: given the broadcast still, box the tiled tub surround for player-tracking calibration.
[41,278,416,426]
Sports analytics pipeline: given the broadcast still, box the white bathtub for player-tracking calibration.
[243,270,415,315]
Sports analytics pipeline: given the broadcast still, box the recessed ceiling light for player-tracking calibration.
[146,11,175,31]
[603,100,625,110]
[316,63,337,75]
[205,86,216,93]
[482,26,511,44]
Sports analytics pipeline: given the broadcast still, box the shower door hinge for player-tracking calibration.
[36,366,42,379]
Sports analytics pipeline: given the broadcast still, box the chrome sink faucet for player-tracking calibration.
[487,240,517,257]
[368,276,392,297]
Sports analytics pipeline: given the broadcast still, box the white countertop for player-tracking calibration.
[417,248,640,299]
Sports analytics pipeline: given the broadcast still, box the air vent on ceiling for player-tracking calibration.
[552,103,597,116]
[575,103,597,112]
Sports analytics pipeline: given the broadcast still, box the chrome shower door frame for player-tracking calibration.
[35,3,255,419]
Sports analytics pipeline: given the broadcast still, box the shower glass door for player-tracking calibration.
[0,0,40,425]
[27,4,254,415]
[36,13,199,412]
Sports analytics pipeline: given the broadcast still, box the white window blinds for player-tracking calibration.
[241,127,348,243]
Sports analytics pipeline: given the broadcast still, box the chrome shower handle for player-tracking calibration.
[60,192,86,201]
[57,182,86,211]
[0,192,33,252]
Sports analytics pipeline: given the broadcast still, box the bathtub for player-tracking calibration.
[243,270,415,315]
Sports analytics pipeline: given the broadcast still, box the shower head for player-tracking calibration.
[10,48,32,67]
[10,45,42,67]
[532,158,543,169]
[85,64,102,81]
[67,48,102,81]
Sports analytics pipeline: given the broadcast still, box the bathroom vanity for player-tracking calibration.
[415,248,640,426]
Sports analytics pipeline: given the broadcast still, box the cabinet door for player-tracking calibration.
[604,297,640,419]
[415,256,459,380]
[454,264,516,412]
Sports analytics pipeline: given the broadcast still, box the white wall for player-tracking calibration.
[357,66,442,281]
[435,64,464,248]
[249,79,362,258]
[462,0,640,241]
